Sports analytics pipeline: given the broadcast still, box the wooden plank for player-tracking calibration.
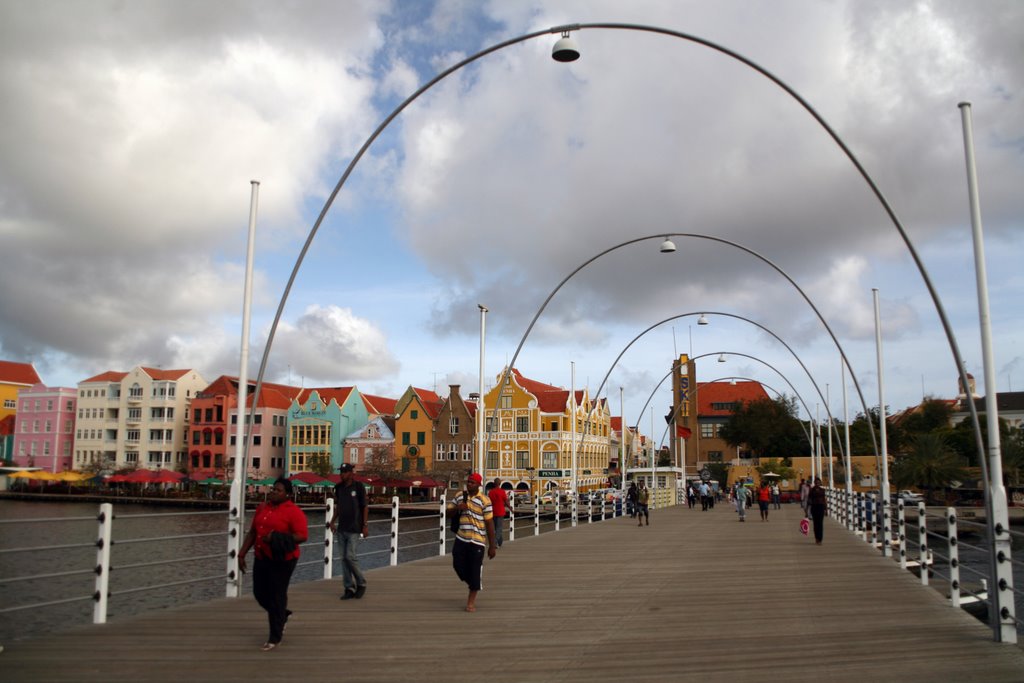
[2,504,1022,682]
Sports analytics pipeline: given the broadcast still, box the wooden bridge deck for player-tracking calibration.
[3,504,1022,682]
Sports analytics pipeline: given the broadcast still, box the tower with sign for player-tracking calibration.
[670,354,697,478]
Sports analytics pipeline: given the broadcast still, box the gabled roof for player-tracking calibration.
[0,415,15,436]
[961,392,1024,413]
[696,381,771,416]
[362,394,398,417]
[0,361,42,386]
[411,388,444,419]
[510,368,561,395]
[247,386,295,410]
[344,415,396,441]
[139,367,192,381]
[296,387,354,408]
[81,371,129,384]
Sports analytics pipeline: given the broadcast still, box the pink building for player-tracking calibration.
[12,384,77,472]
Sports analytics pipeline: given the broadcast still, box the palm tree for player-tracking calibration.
[891,433,967,504]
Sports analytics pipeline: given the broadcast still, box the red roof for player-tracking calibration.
[0,415,15,436]
[296,387,353,408]
[510,368,561,395]
[411,388,444,419]
[362,394,398,416]
[139,367,191,381]
[696,381,771,415]
[81,371,129,383]
[0,361,42,386]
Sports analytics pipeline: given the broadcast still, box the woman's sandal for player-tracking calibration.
[260,642,278,652]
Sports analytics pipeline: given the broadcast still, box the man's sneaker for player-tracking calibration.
[354,585,366,599]
[340,590,356,600]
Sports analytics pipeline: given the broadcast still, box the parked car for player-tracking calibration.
[897,490,923,503]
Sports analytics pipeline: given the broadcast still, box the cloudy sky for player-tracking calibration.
[1,0,1021,444]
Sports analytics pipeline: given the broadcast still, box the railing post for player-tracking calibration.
[918,501,929,586]
[555,497,561,532]
[390,496,399,567]
[881,490,893,557]
[439,494,447,556]
[856,492,864,539]
[534,494,540,536]
[509,498,516,543]
[897,500,907,571]
[600,497,606,522]
[572,495,578,528]
[847,488,855,531]
[947,506,960,608]
[323,498,334,579]
[587,498,593,524]
[93,503,112,624]
[868,492,878,548]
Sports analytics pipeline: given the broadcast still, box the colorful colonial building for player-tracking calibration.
[73,367,207,471]
[433,384,477,484]
[11,383,77,472]
[393,387,443,475]
[0,361,42,421]
[481,368,612,495]
[286,388,369,474]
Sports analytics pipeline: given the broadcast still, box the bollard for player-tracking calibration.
[93,503,113,625]
[534,494,540,536]
[439,494,447,556]
[324,498,335,579]
[390,496,399,567]
[918,501,928,587]
[947,507,960,608]
[897,500,907,571]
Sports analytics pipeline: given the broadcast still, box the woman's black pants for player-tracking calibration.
[253,557,297,644]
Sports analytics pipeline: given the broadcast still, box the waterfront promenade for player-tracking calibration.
[4,503,1023,682]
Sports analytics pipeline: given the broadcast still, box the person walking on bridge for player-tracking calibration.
[734,482,749,522]
[238,477,309,652]
[808,477,828,544]
[637,481,650,526]
[487,477,508,548]
[757,481,771,521]
[330,463,368,600]
[447,472,497,612]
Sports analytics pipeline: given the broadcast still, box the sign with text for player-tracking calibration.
[538,469,563,478]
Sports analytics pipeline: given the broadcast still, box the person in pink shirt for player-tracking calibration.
[487,477,509,547]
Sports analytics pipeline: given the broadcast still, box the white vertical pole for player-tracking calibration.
[323,498,334,579]
[227,180,259,598]
[439,494,447,556]
[570,361,577,527]
[477,305,487,479]
[650,407,656,508]
[389,496,399,566]
[873,289,893,557]
[826,383,834,489]
[959,101,1015,643]
[93,503,112,624]
[842,360,854,530]
[619,387,626,498]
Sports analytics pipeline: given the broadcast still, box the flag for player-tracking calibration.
[676,426,692,438]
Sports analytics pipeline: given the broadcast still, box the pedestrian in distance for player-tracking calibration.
[735,482,749,522]
[771,482,781,510]
[446,472,497,612]
[799,478,810,517]
[758,481,771,521]
[808,477,828,544]
[626,481,639,518]
[330,463,368,600]
[637,481,650,526]
[238,477,309,652]
[699,481,710,511]
[487,477,509,548]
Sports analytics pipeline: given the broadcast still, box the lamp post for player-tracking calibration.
[477,304,488,479]
[872,289,892,558]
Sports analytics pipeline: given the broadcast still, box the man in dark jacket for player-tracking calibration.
[330,463,368,599]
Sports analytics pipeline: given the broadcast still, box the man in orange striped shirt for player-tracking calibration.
[447,472,497,612]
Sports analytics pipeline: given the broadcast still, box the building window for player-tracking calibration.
[449,417,459,434]
[411,410,418,419]
[700,423,716,438]
[486,452,499,469]
[417,432,425,445]
[516,416,529,433]
[515,451,530,469]
[499,395,512,409]
[402,432,410,445]
[711,402,738,411]
[551,421,559,432]
[542,452,558,469]
[462,444,472,461]
[707,451,723,462]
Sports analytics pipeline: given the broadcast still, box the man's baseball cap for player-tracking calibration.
[338,463,354,473]
[468,472,483,485]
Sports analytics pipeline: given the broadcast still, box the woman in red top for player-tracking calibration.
[238,477,308,652]
[758,481,771,521]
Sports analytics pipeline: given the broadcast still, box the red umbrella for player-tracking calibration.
[106,474,128,483]
[151,470,185,484]
[289,471,329,485]
[123,469,157,483]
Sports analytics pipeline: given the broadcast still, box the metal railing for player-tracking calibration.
[828,488,1022,635]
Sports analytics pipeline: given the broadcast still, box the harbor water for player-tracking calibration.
[0,499,444,643]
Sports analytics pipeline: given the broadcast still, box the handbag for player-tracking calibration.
[449,491,465,534]
[799,518,810,536]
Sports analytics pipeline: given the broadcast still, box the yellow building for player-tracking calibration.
[481,368,611,495]
[0,361,42,421]
[393,387,443,475]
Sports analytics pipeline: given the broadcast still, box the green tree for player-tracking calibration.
[898,398,953,438]
[1002,427,1024,486]
[718,396,809,459]
[704,462,730,489]
[889,433,967,504]
[756,458,795,480]
[307,453,334,478]
[946,415,1014,467]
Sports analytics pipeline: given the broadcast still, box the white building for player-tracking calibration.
[74,366,207,471]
